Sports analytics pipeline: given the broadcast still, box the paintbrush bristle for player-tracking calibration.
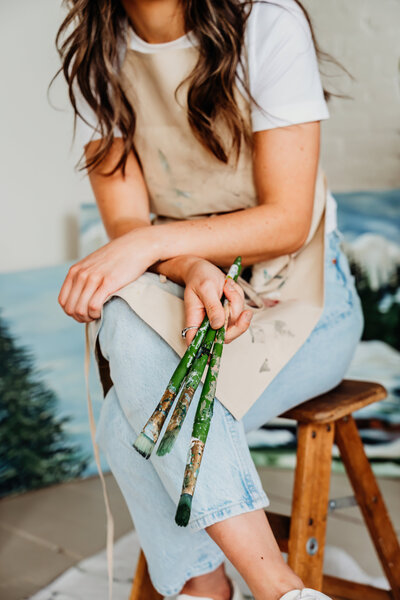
[156,431,178,456]
[175,494,192,527]
[132,433,154,459]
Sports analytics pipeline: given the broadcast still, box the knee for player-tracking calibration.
[102,295,138,326]
[98,296,147,362]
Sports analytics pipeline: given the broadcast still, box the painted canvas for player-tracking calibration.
[0,190,399,500]
[249,190,400,476]
[77,191,400,477]
[0,264,107,498]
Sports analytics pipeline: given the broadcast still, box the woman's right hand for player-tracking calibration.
[181,257,253,347]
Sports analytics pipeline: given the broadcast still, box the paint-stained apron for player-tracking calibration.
[83,42,328,599]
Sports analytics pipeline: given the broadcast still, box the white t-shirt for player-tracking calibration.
[74,0,337,233]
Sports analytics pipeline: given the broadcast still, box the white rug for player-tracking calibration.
[29,529,389,600]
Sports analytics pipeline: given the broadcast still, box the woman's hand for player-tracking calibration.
[58,227,156,322]
[182,257,253,347]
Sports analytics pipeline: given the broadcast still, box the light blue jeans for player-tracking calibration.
[94,228,364,596]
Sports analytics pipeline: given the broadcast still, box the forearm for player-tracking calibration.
[148,203,309,269]
[108,217,196,285]
[107,216,149,239]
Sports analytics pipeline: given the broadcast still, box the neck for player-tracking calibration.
[121,0,186,43]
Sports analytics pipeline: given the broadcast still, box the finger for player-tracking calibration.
[197,281,225,329]
[74,273,104,322]
[86,276,116,321]
[185,327,200,347]
[184,287,206,347]
[224,310,253,344]
[58,264,78,308]
[224,276,244,299]
[223,301,230,330]
[223,279,245,325]
[62,269,90,319]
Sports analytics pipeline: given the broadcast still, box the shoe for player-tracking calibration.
[280,589,332,600]
[176,576,244,600]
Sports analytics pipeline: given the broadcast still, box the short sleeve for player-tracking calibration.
[246,0,330,131]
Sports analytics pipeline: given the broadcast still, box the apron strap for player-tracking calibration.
[84,322,115,600]
[229,254,295,311]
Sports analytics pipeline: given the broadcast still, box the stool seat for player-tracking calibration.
[282,379,387,424]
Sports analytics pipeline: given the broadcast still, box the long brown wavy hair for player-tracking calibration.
[51,0,341,177]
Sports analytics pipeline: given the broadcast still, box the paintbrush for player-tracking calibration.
[156,325,217,456]
[133,256,242,459]
[132,315,210,458]
[156,257,242,456]
[175,299,231,527]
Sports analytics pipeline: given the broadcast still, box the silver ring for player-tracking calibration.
[181,325,199,338]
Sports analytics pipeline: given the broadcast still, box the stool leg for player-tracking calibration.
[335,416,400,599]
[288,422,334,589]
[129,550,162,600]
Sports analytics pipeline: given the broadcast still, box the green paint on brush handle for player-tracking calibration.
[176,323,227,525]
[156,326,216,455]
[136,315,210,445]
[149,256,242,448]
[225,256,242,283]
[182,255,241,413]
[168,315,211,391]
[192,324,225,443]
[175,256,241,525]
[181,437,205,497]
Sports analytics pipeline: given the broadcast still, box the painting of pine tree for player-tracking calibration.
[0,310,90,498]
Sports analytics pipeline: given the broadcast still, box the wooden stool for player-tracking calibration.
[128,380,400,600]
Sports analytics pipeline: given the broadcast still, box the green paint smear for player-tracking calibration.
[174,189,192,198]
[158,149,171,174]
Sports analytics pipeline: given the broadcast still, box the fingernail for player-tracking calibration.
[211,319,224,329]
[226,280,235,290]
[245,311,253,321]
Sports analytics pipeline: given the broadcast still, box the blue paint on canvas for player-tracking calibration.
[0,262,108,478]
[1,189,399,493]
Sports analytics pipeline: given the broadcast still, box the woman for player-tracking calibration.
[55,0,364,599]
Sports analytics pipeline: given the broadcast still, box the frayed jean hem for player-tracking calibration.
[155,552,226,597]
[187,492,270,532]
[154,491,269,596]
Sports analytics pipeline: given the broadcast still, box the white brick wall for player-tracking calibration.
[304,0,400,190]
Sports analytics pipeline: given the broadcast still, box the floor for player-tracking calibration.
[0,467,398,600]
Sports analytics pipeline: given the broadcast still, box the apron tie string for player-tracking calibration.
[84,322,115,600]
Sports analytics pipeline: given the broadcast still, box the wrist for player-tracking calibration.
[172,255,201,282]
[150,255,200,286]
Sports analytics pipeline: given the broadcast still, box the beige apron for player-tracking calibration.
[83,42,327,600]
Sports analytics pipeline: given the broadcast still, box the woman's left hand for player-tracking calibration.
[58,227,155,322]
[182,257,253,347]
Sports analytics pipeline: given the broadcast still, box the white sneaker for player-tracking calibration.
[280,589,332,600]
[176,576,244,600]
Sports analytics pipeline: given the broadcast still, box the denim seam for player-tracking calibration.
[314,244,361,335]
[326,229,355,307]
[153,552,226,596]
[310,302,357,335]
[333,255,354,308]
[222,409,263,499]
[188,492,270,532]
